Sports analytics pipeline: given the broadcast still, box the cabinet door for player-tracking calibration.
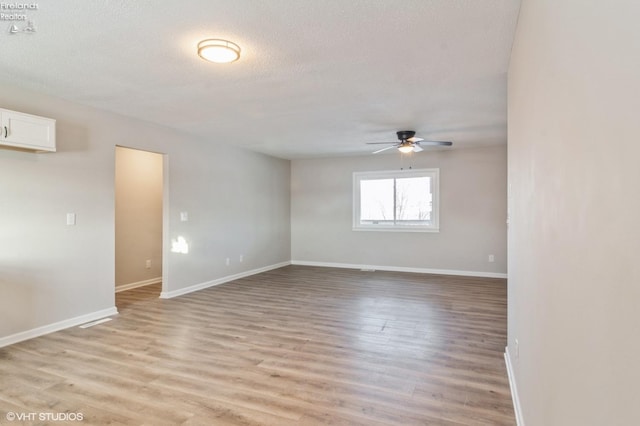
[1,109,56,151]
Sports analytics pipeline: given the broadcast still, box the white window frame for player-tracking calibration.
[353,168,440,233]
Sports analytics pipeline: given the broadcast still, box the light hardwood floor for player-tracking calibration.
[0,266,515,425]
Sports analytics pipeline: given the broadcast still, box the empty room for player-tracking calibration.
[1,1,638,425]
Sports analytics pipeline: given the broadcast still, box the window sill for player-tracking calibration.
[352,227,440,233]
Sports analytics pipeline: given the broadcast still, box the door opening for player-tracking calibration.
[114,146,164,308]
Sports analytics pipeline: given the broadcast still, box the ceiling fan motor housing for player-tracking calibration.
[397,130,416,141]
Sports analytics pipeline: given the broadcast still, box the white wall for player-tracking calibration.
[115,147,163,288]
[0,84,291,341]
[507,0,640,424]
[291,145,507,276]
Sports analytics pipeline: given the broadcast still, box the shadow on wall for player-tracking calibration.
[55,120,90,152]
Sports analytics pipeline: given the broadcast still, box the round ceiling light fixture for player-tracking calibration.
[197,39,241,64]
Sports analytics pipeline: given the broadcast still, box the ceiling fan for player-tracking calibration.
[367,130,453,154]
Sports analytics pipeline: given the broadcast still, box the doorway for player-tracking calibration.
[114,146,164,307]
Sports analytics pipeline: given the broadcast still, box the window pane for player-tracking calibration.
[353,168,439,232]
[395,177,431,222]
[360,179,393,223]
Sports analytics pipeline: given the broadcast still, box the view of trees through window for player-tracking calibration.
[360,176,432,225]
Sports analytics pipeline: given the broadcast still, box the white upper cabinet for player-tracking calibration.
[0,109,56,152]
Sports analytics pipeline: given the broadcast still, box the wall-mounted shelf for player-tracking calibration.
[0,108,56,152]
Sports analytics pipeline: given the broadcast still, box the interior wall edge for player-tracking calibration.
[505,346,526,426]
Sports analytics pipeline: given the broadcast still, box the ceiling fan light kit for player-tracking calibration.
[367,130,453,154]
[397,142,414,153]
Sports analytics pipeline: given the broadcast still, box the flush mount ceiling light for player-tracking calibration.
[197,39,241,63]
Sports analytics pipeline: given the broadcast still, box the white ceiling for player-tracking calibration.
[0,0,521,159]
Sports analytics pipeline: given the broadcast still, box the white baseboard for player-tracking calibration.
[160,261,291,299]
[0,307,118,348]
[290,260,508,279]
[504,347,525,426]
[115,277,162,293]
[0,261,501,349]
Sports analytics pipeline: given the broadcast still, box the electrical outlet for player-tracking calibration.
[225,258,230,266]
[239,254,244,262]
[488,254,495,262]
[145,259,151,269]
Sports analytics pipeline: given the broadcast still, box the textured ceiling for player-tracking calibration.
[0,0,521,159]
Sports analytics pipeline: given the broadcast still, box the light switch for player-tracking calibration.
[66,213,76,226]
[180,211,188,222]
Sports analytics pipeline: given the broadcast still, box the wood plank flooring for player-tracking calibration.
[0,265,515,425]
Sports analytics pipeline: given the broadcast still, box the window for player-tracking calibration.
[353,168,439,232]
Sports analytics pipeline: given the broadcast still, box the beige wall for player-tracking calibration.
[291,145,507,275]
[115,147,163,288]
[507,0,640,424]
[0,84,291,341]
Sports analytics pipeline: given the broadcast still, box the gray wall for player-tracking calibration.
[115,147,163,288]
[507,0,640,424]
[291,145,507,275]
[0,84,291,340]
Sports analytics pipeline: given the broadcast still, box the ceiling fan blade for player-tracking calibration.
[372,145,397,154]
[419,140,453,146]
[412,145,424,153]
[407,137,424,143]
[366,142,398,145]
